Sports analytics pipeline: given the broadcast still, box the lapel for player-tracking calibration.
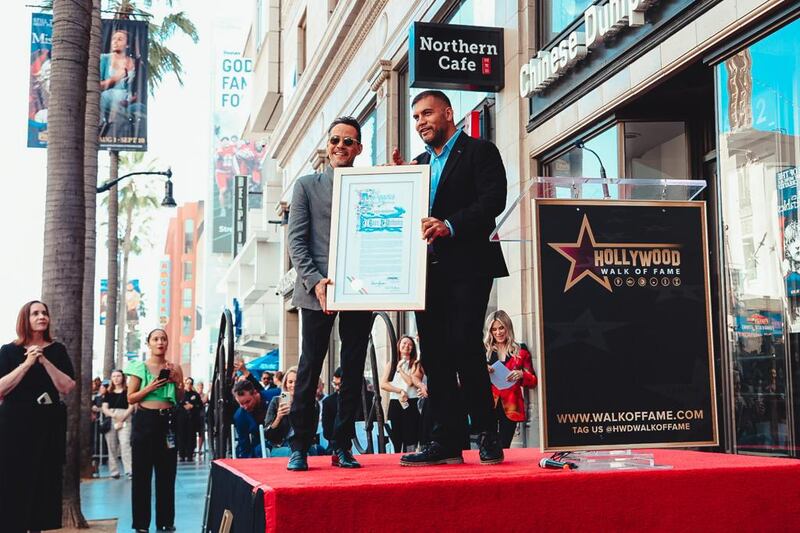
[434,131,466,201]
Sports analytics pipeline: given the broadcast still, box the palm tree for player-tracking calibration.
[112,153,160,368]
[80,0,102,479]
[103,0,198,376]
[42,0,92,527]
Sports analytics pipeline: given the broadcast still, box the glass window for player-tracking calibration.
[256,0,266,50]
[183,261,193,281]
[182,315,192,336]
[716,17,800,457]
[184,219,194,253]
[181,342,191,363]
[297,11,307,77]
[541,0,593,45]
[182,288,192,309]
[358,106,378,167]
[624,122,688,180]
[543,124,620,198]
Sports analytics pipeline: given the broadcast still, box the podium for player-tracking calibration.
[492,177,715,460]
[491,177,706,243]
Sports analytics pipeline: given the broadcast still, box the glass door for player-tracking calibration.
[715,17,800,457]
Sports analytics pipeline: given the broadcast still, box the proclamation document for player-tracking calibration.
[327,166,430,311]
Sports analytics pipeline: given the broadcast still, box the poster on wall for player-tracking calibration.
[27,13,52,148]
[777,167,800,331]
[534,200,717,451]
[98,19,149,150]
[211,30,265,253]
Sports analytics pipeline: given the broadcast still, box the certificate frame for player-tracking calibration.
[327,165,430,311]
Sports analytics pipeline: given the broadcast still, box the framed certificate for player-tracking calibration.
[327,165,430,311]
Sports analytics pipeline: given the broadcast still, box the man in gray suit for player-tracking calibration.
[286,116,374,471]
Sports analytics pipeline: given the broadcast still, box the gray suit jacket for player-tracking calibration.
[288,166,334,311]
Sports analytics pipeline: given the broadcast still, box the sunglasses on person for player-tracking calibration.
[329,135,360,147]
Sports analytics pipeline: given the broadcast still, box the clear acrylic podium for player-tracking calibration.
[493,177,707,470]
[491,177,706,243]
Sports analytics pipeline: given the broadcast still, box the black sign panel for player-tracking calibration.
[233,175,248,256]
[410,22,504,92]
[535,200,717,451]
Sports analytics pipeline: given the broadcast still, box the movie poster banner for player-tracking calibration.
[27,13,52,148]
[211,31,265,253]
[534,200,717,451]
[99,19,148,150]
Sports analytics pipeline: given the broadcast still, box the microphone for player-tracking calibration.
[575,140,610,199]
[539,457,577,470]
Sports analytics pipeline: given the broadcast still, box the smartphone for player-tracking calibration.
[279,392,289,404]
[158,368,171,381]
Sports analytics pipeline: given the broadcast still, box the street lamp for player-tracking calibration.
[96,168,176,207]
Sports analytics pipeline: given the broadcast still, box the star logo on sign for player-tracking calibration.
[548,215,612,292]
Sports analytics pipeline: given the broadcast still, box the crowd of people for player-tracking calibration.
[231,308,537,461]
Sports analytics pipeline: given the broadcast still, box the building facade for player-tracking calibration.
[162,201,204,377]
[229,0,800,457]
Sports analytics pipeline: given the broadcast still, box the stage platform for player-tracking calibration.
[205,448,800,532]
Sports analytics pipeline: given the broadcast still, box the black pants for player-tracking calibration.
[290,308,373,451]
[387,398,420,452]
[131,407,177,530]
[416,267,495,451]
[175,410,196,460]
[495,401,518,448]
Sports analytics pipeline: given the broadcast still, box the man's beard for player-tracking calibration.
[424,127,447,150]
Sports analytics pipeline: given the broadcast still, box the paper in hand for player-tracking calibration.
[490,361,514,390]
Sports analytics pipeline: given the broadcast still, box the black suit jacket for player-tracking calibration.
[415,132,508,279]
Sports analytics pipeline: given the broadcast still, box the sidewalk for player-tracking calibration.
[81,455,211,532]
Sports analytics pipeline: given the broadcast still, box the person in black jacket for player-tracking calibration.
[320,367,342,451]
[176,377,202,461]
[392,90,508,467]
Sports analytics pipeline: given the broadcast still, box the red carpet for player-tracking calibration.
[209,448,800,532]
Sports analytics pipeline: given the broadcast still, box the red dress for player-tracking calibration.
[490,345,537,422]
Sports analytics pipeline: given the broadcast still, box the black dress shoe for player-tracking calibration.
[331,448,361,468]
[399,441,463,466]
[478,432,504,465]
[286,450,308,471]
[158,527,177,532]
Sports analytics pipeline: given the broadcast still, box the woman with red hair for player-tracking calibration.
[0,300,76,532]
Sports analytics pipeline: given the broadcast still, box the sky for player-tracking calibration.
[0,0,250,347]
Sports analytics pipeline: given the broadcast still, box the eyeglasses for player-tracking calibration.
[329,135,359,147]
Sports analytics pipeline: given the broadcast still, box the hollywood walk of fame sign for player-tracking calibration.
[534,199,718,451]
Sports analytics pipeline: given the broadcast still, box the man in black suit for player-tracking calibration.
[393,90,508,466]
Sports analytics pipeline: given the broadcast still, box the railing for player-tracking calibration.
[352,311,396,454]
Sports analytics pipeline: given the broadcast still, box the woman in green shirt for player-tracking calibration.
[125,328,184,533]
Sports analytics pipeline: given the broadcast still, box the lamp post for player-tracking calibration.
[97,167,176,206]
[97,167,175,376]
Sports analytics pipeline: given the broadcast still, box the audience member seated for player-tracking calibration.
[232,380,271,458]
[264,367,324,457]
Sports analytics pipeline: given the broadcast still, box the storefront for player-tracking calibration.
[522,0,800,457]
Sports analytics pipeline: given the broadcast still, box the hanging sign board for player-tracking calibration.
[410,22,504,92]
[534,199,718,451]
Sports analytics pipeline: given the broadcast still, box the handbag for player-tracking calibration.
[99,416,112,434]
